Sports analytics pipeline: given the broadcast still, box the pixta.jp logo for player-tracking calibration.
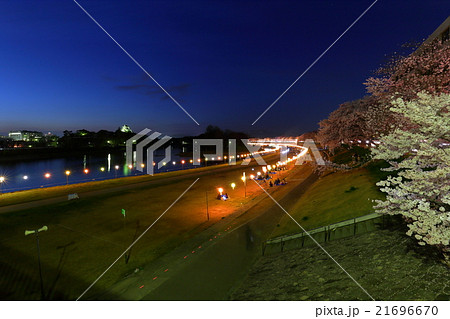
[126,129,172,175]
[126,129,324,175]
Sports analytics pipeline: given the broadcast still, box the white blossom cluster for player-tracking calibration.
[372,92,450,253]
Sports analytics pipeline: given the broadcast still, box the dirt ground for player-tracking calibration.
[232,223,450,301]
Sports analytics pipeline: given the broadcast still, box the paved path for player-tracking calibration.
[96,166,318,300]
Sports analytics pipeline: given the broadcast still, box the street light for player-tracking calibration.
[218,187,224,195]
[44,173,51,179]
[100,167,105,172]
[181,160,185,169]
[25,225,48,300]
[231,182,236,190]
[65,170,71,185]
[241,173,246,197]
[84,168,89,174]
[0,176,5,194]
[114,165,119,178]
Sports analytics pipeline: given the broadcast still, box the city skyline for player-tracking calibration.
[1,0,449,137]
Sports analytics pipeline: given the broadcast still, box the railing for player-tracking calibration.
[262,213,394,255]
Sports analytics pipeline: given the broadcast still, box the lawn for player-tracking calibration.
[0,153,294,300]
[271,161,389,238]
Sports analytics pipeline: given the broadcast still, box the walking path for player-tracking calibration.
[95,165,318,300]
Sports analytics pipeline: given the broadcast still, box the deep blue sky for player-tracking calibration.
[1,0,449,137]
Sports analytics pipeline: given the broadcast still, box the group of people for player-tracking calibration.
[217,193,229,201]
[268,178,287,187]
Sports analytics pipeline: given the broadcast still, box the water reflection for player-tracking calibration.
[0,149,197,193]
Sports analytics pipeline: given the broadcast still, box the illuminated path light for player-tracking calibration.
[44,173,51,179]
[0,176,5,194]
[241,172,246,197]
[65,170,71,185]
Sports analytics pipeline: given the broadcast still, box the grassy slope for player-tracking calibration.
[271,160,389,238]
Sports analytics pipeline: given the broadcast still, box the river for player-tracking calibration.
[0,149,203,194]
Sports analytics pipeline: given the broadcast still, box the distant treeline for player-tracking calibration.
[0,125,251,161]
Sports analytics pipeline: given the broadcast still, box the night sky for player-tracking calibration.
[1,0,449,137]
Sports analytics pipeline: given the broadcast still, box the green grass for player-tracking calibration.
[331,145,371,164]
[271,162,388,238]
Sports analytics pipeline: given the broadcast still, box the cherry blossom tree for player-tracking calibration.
[365,40,450,101]
[364,40,450,136]
[317,97,374,150]
[372,92,450,263]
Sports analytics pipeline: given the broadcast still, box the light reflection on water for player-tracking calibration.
[0,150,198,193]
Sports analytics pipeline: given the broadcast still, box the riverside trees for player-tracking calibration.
[316,38,449,261]
[318,40,450,150]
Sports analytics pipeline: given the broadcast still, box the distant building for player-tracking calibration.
[8,130,44,142]
[120,125,133,133]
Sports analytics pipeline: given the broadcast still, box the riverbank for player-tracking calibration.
[0,152,283,209]
[0,153,287,300]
